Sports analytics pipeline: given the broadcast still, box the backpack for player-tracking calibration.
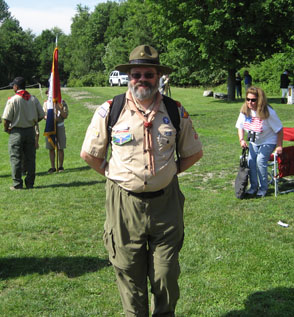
[234,148,250,199]
[106,93,181,169]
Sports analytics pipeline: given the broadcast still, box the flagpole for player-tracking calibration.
[54,101,59,172]
[44,44,62,173]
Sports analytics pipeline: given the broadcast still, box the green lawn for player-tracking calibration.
[1,86,294,316]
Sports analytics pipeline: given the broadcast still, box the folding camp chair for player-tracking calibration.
[268,127,294,196]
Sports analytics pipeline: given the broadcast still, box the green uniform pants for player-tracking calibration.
[9,127,36,188]
[104,176,185,316]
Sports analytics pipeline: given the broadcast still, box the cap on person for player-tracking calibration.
[9,77,26,88]
[115,45,172,74]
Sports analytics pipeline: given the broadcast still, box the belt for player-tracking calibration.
[127,189,164,199]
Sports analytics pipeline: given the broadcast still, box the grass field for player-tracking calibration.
[1,86,294,316]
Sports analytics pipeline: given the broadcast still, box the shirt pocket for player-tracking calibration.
[156,129,175,153]
[111,131,134,162]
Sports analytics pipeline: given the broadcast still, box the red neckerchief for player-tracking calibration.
[15,90,31,101]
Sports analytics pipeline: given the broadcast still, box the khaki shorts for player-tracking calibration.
[45,124,66,149]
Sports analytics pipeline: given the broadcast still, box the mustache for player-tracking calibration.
[134,81,153,89]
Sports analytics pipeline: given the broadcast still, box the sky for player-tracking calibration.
[5,0,107,35]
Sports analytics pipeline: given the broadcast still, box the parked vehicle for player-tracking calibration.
[109,70,129,86]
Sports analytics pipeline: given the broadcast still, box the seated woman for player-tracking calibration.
[235,87,283,197]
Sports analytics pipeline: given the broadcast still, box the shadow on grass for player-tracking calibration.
[35,180,105,189]
[268,98,283,105]
[222,287,294,316]
[0,256,110,279]
[0,165,92,179]
[36,165,91,177]
[0,173,10,178]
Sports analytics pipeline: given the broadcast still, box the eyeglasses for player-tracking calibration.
[246,98,257,102]
[130,72,157,80]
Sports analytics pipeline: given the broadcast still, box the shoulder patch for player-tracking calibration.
[97,102,110,118]
[180,106,189,119]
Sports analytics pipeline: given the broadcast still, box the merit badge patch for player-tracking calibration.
[163,117,170,124]
[164,131,172,136]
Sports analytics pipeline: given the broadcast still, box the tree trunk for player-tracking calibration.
[227,68,236,102]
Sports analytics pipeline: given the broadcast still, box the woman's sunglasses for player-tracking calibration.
[246,98,257,102]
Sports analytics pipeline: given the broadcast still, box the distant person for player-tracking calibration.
[236,72,242,98]
[244,70,252,91]
[43,90,68,173]
[159,74,171,97]
[81,44,203,316]
[280,70,290,104]
[236,86,283,198]
[159,74,166,93]
[2,77,44,190]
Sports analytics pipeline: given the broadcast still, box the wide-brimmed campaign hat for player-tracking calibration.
[9,77,25,87]
[115,45,172,74]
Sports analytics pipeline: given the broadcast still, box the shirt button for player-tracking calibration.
[145,165,148,169]
[144,181,147,185]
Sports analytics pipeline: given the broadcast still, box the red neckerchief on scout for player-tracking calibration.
[127,90,162,176]
[15,90,31,101]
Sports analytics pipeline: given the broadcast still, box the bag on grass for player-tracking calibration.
[235,147,249,199]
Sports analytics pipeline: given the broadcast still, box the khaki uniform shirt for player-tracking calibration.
[43,100,68,126]
[2,91,44,128]
[82,92,202,192]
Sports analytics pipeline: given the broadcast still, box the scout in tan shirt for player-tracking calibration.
[2,77,44,190]
[81,45,203,317]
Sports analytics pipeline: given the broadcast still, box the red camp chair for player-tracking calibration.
[269,127,294,196]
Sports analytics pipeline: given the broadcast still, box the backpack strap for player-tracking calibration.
[102,93,126,167]
[162,95,181,171]
[107,93,126,145]
[162,95,180,132]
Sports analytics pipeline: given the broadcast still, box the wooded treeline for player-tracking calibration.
[1,0,294,99]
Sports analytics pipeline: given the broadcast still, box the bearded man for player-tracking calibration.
[80,45,203,317]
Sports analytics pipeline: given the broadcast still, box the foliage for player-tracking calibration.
[249,49,294,95]
[1,0,294,90]
[0,0,10,22]
[67,71,108,87]
[0,18,37,86]
[1,87,294,316]
[146,0,294,99]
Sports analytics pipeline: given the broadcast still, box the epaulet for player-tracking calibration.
[107,99,113,106]
[175,101,181,107]
[8,96,12,100]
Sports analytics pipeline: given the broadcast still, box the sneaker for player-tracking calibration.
[246,188,257,195]
[10,186,23,190]
[58,167,64,172]
[256,190,266,198]
[48,167,56,174]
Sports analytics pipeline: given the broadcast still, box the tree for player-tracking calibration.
[0,18,37,86]
[147,0,294,100]
[0,0,10,22]
[34,28,69,86]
